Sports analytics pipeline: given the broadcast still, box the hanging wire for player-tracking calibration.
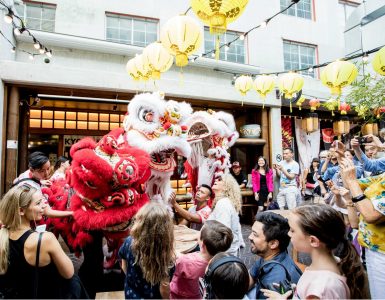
[0,0,53,57]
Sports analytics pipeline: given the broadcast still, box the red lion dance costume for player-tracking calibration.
[43,131,150,296]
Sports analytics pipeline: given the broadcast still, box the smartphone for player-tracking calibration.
[356,136,373,144]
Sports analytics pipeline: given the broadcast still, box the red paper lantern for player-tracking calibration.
[309,99,320,111]
[340,102,351,115]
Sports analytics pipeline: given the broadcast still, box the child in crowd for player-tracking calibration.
[261,204,369,299]
[118,202,175,299]
[202,252,250,299]
[170,220,233,299]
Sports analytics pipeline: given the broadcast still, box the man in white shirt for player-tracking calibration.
[274,148,300,210]
[171,184,212,231]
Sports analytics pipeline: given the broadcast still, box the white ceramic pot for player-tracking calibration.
[239,124,261,138]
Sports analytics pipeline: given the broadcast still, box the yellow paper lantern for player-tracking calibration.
[235,75,253,96]
[278,73,304,99]
[143,42,173,80]
[126,58,141,81]
[160,15,202,67]
[190,0,249,34]
[253,75,275,98]
[372,46,385,76]
[320,60,358,96]
[133,54,152,81]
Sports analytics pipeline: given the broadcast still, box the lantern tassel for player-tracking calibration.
[179,67,184,86]
[290,101,292,113]
[262,99,265,109]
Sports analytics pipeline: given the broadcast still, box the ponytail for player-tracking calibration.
[0,227,10,274]
[336,239,370,299]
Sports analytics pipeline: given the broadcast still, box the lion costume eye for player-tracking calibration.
[139,108,155,123]
[126,165,134,175]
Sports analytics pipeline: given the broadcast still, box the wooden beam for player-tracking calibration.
[5,87,20,191]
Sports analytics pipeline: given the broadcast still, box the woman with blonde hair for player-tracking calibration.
[118,202,175,299]
[0,185,75,298]
[208,173,243,256]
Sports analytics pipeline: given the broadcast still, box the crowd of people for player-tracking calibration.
[1,132,385,299]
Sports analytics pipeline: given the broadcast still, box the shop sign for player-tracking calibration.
[64,135,102,146]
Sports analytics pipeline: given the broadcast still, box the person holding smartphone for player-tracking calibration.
[274,148,300,210]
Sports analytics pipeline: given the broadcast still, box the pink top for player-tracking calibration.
[295,270,350,299]
[252,169,274,193]
[170,252,208,299]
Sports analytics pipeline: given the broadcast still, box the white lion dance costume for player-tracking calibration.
[185,109,239,194]
[116,92,192,203]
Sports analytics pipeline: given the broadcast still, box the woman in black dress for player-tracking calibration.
[251,157,274,214]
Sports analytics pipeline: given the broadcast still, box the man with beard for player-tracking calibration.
[247,212,302,299]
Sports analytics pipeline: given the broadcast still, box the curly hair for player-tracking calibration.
[212,173,242,213]
[130,202,175,285]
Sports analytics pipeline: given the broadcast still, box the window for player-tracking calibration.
[106,14,158,47]
[15,2,55,32]
[204,28,245,63]
[29,109,125,131]
[283,41,316,77]
[281,0,312,20]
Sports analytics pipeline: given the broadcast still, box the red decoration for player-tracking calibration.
[281,117,293,149]
[309,99,320,111]
[340,102,351,115]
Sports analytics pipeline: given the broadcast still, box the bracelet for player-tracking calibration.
[346,203,355,208]
[352,194,366,203]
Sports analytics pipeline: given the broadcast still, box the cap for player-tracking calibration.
[232,161,240,168]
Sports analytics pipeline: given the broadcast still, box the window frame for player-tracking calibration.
[15,1,56,32]
[203,27,246,64]
[282,39,318,78]
[105,12,159,47]
[280,0,314,21]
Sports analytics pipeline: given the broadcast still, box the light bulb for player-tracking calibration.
[34,42,40,50]
[46,50,52,58]
[260,21,267,28]
[14,27,21,36]
[211,52,215,58]
[308,67,314,72]
[29,54,34,60]
[362,54,369,62]
[4,13,13,24]
[225,44,230,51]
[239,34,245,41]
[11,47,16,53]
[39,48,45,54]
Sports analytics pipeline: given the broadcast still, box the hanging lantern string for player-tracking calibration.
[0,0,53,57]
[189,0,300,61]
[0,30,42,58]
[214,44,384,81]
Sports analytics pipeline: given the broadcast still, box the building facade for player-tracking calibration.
[0,0,360,192]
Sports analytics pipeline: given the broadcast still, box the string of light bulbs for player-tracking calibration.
[188,0,300,62]
[0,0,53,58]
[225,44,383,81]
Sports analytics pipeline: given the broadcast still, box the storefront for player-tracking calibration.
[2,84,272,194]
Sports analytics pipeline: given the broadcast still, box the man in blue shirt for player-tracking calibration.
[248,212,302,299]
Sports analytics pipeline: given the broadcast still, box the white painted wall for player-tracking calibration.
[3,0,353,102]
[345,0,385,55]
[0,0,358,186]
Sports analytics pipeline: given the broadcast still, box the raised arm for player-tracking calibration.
[44,232,74,279]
